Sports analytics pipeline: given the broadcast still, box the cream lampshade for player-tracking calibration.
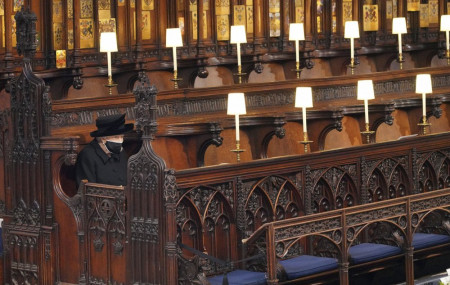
[227,93,246,115]
[230,25,247,71]
[295,87,313,108]
[289,23,305,74]
[344,21,359,66]
[295,87,313,134]
[166,28,183,74]
[289,23,305,41]
[357,80,375,125]
[100,32,118,77]
[392,17,407,63]
[357,80,375,100]
[392,17,407,34]
[228,92,246,148]
[166,28,183,48]
[230,25,247,44]
[344,21,360,39]
[416,74,432,118]
[100,32,118,52]
[441,15,450,53]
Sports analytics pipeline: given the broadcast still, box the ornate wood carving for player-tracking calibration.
[127,72,177,284]
[3,7,57,285]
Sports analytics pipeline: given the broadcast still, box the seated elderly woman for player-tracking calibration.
[75,113,133,187]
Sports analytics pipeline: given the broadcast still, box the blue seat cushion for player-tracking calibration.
[208,270,267,285]
[279,255,338,280]
[412,233,450,250]
[349,243,402,264]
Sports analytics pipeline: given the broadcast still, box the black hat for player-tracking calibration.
[90,113,134,137]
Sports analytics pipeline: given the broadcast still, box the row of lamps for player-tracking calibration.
[99,15,450,92]
[227,74,433,162]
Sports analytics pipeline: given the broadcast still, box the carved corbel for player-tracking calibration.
[429,97,443,119]
[318,110,344,151]
[261,117,286,159]
[301,54,315,70]
[197,123,223,167]
[372,103,395,132]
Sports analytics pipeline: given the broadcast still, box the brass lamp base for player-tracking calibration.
[418,116,431,135]
[171,70,183,89]
[170,77,182,89]
[231,141,245,162]
[105,76,117,95]
[398,53,405,70]
[348,58,356,75]
[300,140,313,153]
[299,133,312,153]
[233,72,247,84]
[360,123,375,144]
[292,62,302,79]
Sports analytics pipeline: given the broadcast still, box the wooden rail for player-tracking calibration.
[243,189,450,284]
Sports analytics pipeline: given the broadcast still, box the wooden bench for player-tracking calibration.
[242,188,450,285]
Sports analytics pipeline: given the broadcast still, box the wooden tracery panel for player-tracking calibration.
[418,151,450,192]
[311,166,358,213]
[245,176,304,233]
[367,157,411,202]
[176,183,236,275]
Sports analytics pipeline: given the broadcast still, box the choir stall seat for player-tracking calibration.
[348,243,403,264]
[412,233,450,250]
[278,255,338,280]
[208,270,267,285]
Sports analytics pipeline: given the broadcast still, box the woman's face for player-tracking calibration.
[99,134,124,144]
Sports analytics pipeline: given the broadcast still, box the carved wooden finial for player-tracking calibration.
[133,71,158,139]
[14,7,38,59]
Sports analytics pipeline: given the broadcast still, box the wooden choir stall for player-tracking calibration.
[1,1,450,285]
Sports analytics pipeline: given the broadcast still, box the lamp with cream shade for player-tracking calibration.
[289,23,305,79]
[357,79,375,143]
[344,21,360,70]
[100,32,118,95]
[295,87,313,152]
[392,17,407,67]
[416,74,433,134]
[230,25,247,83]
[227,93,246,162]
[166,28,183,88]
[441,15,450,62]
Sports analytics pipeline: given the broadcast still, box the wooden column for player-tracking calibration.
[253,0,265,54]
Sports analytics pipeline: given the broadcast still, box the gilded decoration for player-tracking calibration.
[343,0,352,24]
[53,0,63,23]
[419,4,429,28]
[81,0,94,19]
[142,0,154,10]
[216,14,229,41]
[53,23,63,50]
[407,0,419,12]
[14,0,24,12]
[192,11,198,40]
[234,5,246,26]
[98,0,111,10]
[246,5,253,33]
[99,18,116,33]
[215,0,230,15]
[142,11,151,40]
[80,18,94,48]
[67,0,73,18]
[363,5,378,31]
[428,0,438,25]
